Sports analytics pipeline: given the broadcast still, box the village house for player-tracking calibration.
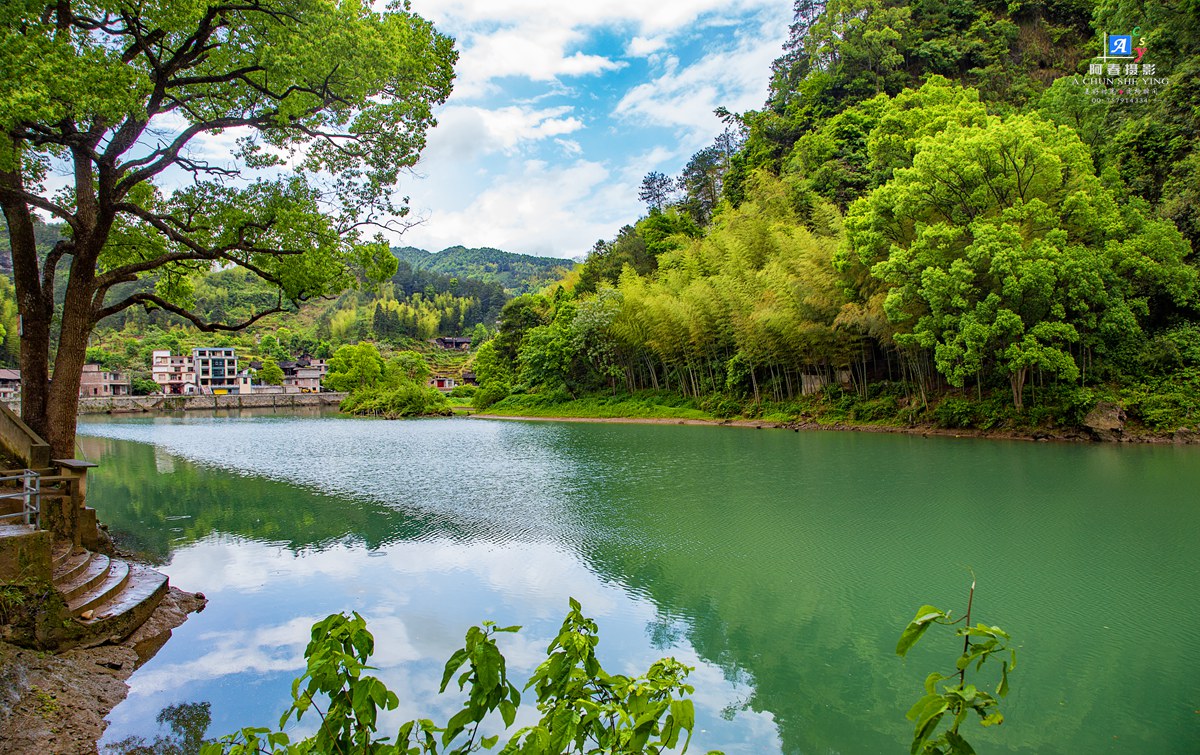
[431,336,471,350]
[279,356,327,393]
[152,348,240,395]
[193,347,239,394]
[151,350,197,394]
[0,368,20,399]
[78,364,131,397]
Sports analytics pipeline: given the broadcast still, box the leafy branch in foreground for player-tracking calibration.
[200,598,718,755]
[896,580,1016,755]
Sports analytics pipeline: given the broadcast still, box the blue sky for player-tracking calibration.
[397,1,794,259]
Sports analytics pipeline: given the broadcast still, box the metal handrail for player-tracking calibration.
[0,469,40,528]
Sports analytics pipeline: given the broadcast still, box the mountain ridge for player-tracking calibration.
[391,245,572,295]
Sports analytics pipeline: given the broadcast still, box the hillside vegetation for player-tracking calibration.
[473,0,1200,436]
[393,245,572,294]
[0,217,557,381]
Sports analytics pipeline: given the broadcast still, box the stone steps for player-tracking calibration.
[67,558,129,615]
[48,543,169,648]
[57,552,112,602]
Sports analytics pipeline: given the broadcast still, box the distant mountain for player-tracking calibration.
[392,245,572,295]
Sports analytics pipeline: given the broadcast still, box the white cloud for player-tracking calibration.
[627,36,668,57]
[425,104,585,162]
[420,0,781,33]
[394,1,791,256]
[403,158,630,257]
[555,139,583,157]
[422,1,785,99]
[614,13,785,143]
[452,24,625,99]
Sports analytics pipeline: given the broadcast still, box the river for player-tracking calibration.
[76,412,1200,753]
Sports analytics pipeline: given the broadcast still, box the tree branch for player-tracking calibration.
[115,115,268,192]
[41,240,73,305]
[92,290,288,330]
[0,184,78,231]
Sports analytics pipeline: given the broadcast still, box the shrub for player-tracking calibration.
[472,381,511,410]
[933,397,978,428]
[340,382,451,418]
[202,601,704,755]
[850,395,898,422]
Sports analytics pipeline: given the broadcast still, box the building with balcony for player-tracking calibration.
[280,357,327,393]
[192,347,239,394]
[152,348,240,394]
[151,350,197,395]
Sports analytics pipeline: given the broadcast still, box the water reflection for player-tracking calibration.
[79,417,1200,755]
[102,702,212,755]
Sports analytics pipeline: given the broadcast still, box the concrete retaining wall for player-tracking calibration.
[0,403,51,468]
[1,393,347,416]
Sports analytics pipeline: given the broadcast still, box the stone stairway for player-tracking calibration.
[50,542,169,648]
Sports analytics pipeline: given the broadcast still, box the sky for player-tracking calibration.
[394,0,794,260]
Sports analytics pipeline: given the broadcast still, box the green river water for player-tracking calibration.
[76,412,1200,754]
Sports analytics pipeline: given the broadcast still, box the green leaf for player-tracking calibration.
[481,734,500,749]
[912,705,948,755]
[945,729,977,754]
[440,648,470,693]
[443,707,477,745]
[897,606,947,656]
[906,693,947,724]
[500,699,518,728]
[997,661,1010,698]
[924,672,947,695]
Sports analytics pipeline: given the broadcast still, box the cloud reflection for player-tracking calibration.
[116,535,773,752]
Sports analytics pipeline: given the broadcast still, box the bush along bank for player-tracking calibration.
[474,383,1200,443]
[339,382,452,419]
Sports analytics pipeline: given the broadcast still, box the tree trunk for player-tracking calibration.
[1,177,54,449]
[1010,367,1027,412]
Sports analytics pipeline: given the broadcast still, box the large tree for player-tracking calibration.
[0,0,455,456]
[844,113,1198,409]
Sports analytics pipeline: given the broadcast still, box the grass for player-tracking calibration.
[446,396,474,415]
[482,392,714,421]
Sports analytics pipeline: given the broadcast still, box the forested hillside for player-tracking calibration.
[393,245,572,294]
[0,216,544,376]
[475,0,1200,433]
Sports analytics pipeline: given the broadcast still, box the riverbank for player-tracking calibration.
[472,410,1200,444]
[0,588,205,754]
[2,392,347,416]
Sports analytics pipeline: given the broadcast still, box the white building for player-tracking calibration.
[152,348,240,394]
[192,347,238,394]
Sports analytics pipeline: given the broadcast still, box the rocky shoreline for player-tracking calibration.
[0,588,206,755]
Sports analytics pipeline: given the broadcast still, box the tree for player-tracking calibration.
[324,343,384,393]
[844,113,1198,409]
[678,145,730,226]
[257,358,284,386]
[384,349,429,385]
[0,0,456,457]
[130,376,161,395]
[638,171,675,212]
